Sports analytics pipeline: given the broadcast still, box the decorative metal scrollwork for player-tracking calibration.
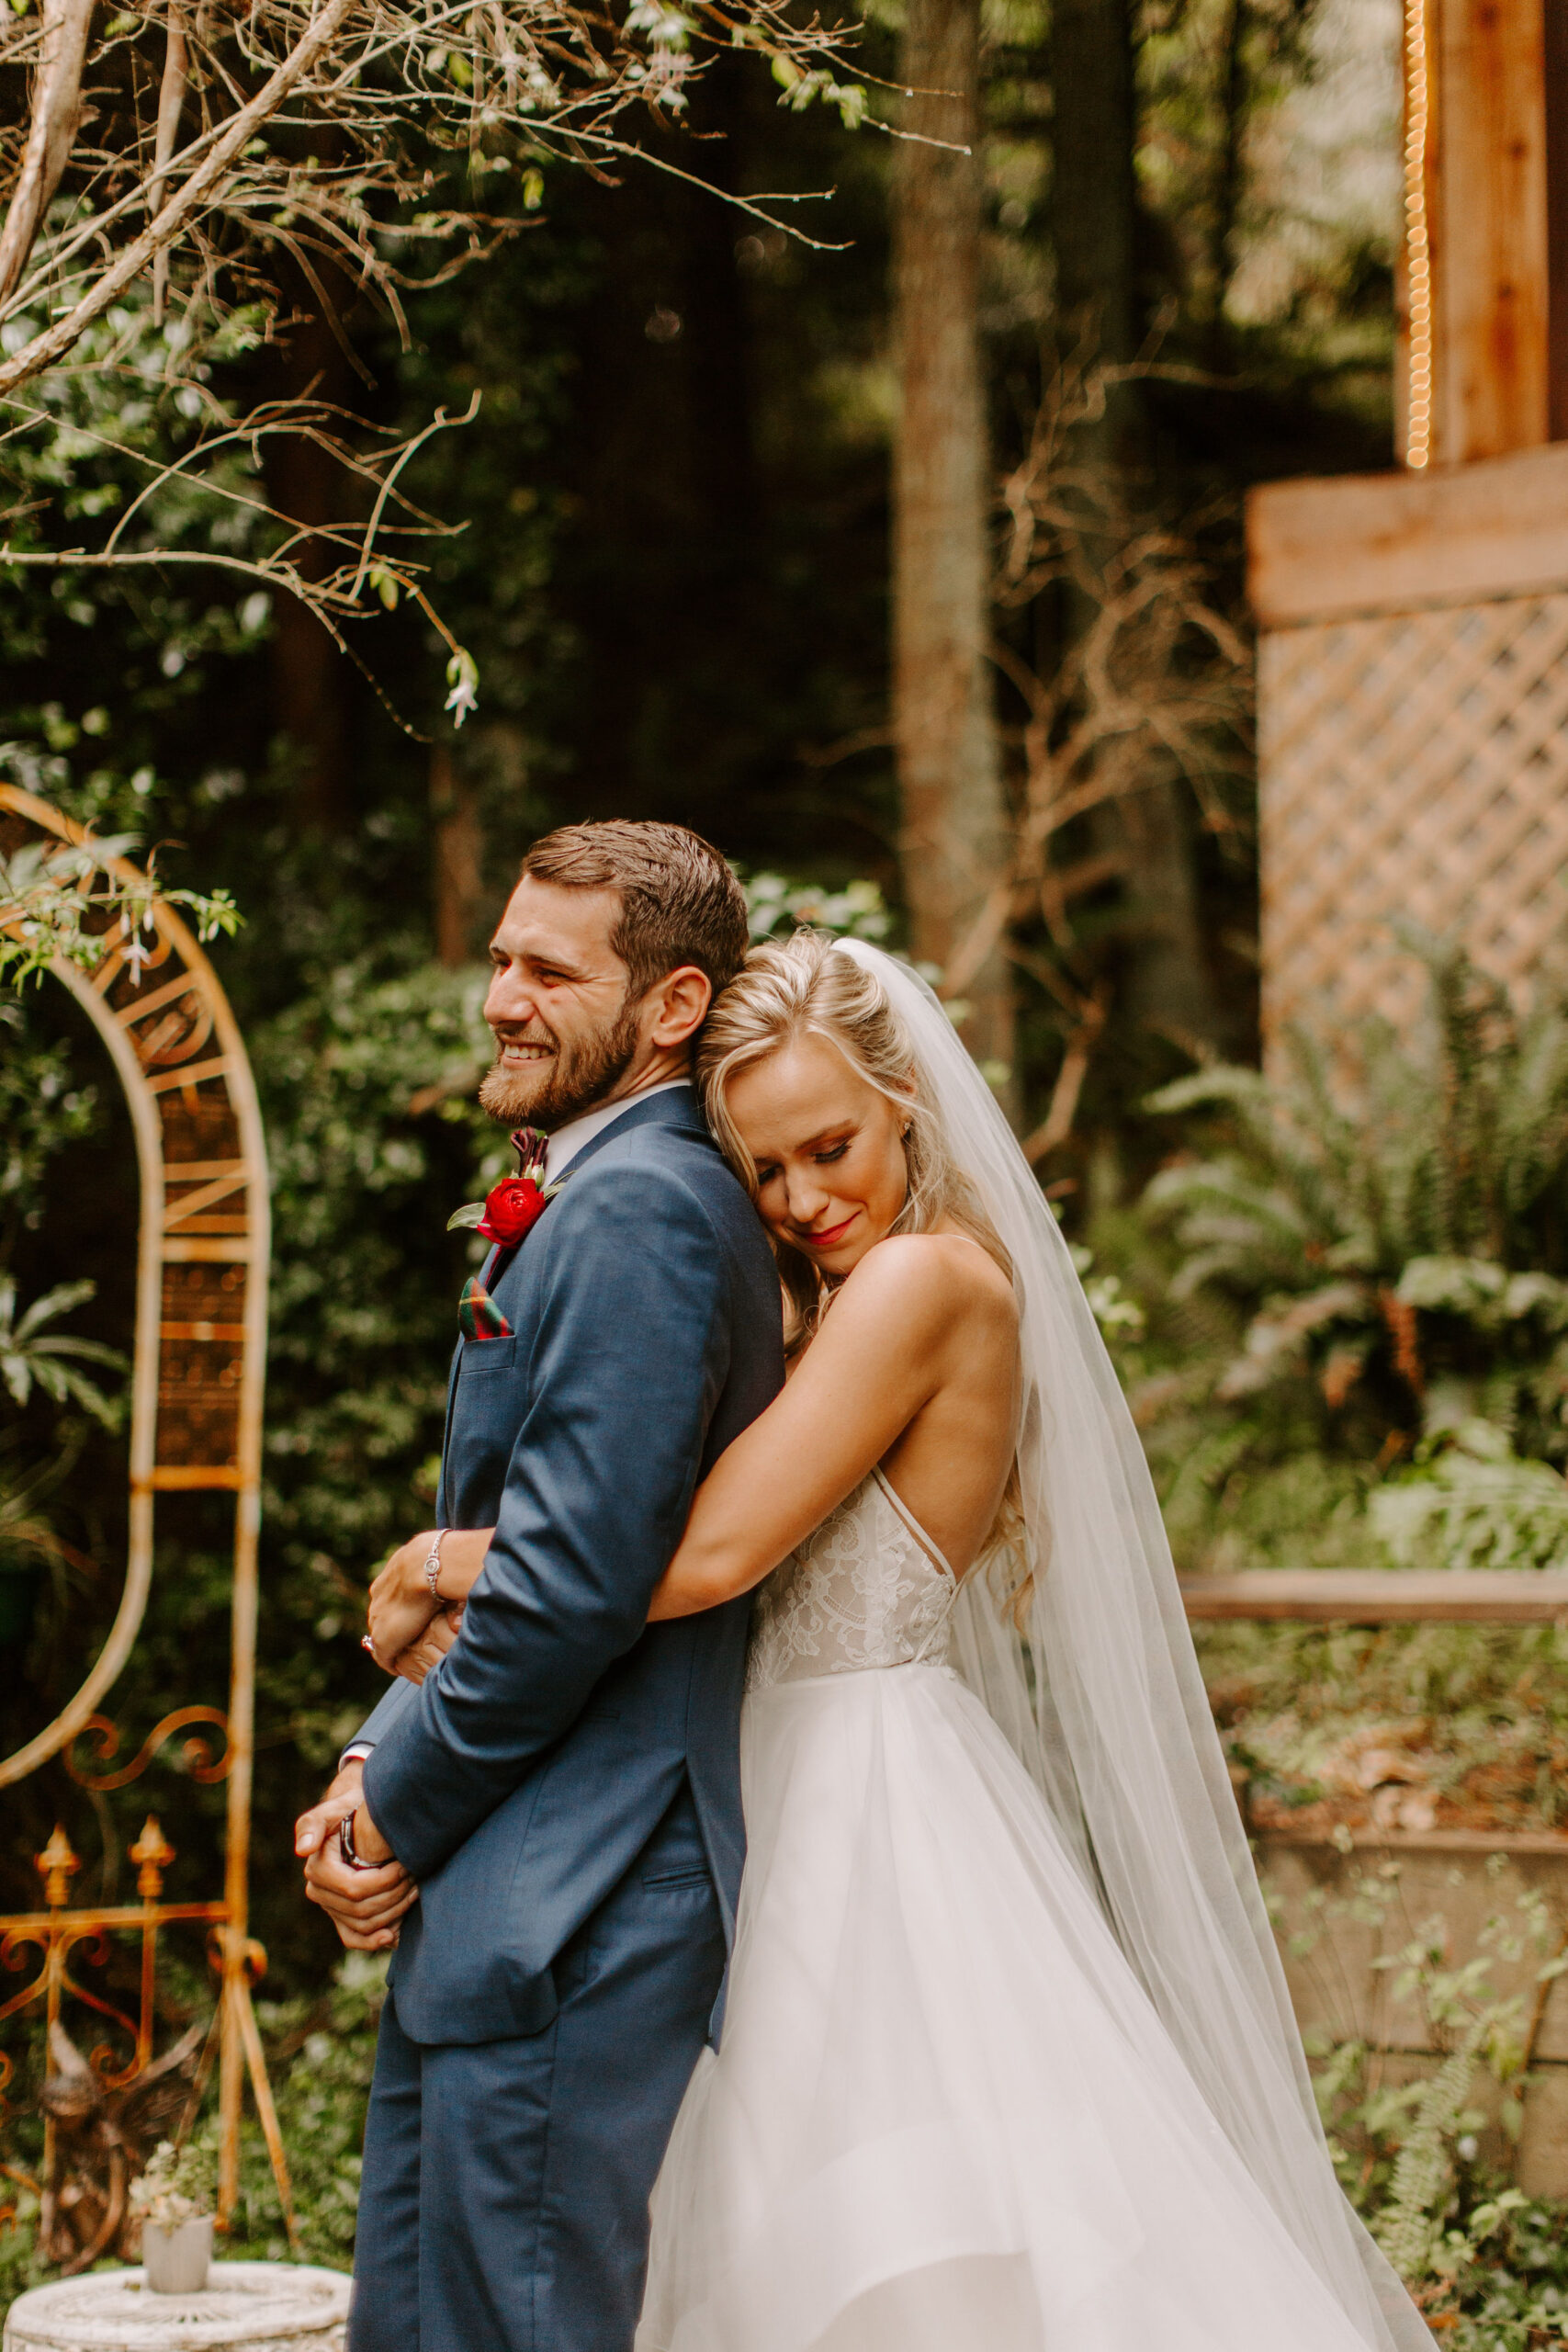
[65,1709,235,1792]
[0,787,289,2236]
[0,784,270,1787]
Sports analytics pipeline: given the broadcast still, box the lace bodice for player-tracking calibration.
[745,1469,960,1694]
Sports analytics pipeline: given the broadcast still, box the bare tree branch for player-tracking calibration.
[0,0,359,394]
[150,4,190,326]
[0,0,867,717]
[0,0,95,302]
[948,353,1253,1150]
[1021,986,1108,1164]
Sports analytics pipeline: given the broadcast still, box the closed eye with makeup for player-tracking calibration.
[732,1038,917,1280]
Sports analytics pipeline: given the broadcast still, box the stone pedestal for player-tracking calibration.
[3,2263,350,2352]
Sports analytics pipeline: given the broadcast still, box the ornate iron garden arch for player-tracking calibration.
[0,784,295,2255]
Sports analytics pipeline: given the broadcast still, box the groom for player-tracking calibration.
[293,821,784,2352]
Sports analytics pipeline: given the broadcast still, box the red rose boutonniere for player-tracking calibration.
[474,1174,548,1245]
[447,1126,564,1244]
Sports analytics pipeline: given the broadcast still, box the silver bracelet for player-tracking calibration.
[423,1530,446,1605]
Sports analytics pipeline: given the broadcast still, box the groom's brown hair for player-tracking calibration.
[519,820,749,1001]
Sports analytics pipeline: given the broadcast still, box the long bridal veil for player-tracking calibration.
[833,939,1432,2352]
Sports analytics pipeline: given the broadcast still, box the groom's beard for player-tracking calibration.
[478,998,643,1131]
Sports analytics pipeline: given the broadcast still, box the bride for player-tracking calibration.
[373,932,1433,2352]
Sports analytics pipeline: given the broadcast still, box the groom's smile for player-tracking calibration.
[494,1031,556,1069]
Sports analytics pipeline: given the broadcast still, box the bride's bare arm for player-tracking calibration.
[648,1237,1015,1621]
[366,1526,493,1667]
[365,1242,1010,1651]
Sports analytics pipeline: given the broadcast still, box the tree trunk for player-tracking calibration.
[261,260,355,831]
[892,0,1015,1094]
[1050,0,1220,1046]
[431,745,482,967]
[1052,0,1138,379]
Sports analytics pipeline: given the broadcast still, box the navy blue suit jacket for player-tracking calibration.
[353,1087,784,2046]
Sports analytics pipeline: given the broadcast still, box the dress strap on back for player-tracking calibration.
[872,1466,956,1581]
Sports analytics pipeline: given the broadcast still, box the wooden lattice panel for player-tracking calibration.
[1259,591,1568,1044]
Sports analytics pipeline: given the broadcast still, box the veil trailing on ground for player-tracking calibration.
[832,939,1433,2352]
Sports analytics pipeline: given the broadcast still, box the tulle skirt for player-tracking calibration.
[637,1660,1376,2352]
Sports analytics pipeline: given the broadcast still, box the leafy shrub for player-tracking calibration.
[220,1952,389,2267]
[1281,1867,1568,2339]
[1118,937,1568,1578]
[1373,1421,1568,1575]
[1144,933,1568,1470]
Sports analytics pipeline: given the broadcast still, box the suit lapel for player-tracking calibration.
[463,1087,706,1334]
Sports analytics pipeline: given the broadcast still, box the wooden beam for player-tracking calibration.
[1180,1570,1568,1623]
[1258,1822,1568,1855]
[1247,441,1568,626]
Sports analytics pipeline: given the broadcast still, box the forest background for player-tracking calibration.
[18,0,1568,2334]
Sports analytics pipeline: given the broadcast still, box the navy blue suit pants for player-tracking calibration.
[347,1784,724,2352]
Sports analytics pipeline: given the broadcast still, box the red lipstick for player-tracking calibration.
[797,1214,857,1250]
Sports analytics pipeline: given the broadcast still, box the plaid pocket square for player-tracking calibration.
[458,1274,513,1340]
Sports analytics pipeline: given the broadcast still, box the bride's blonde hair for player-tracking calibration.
[697,929,1011,1341]
[699,930,1027,1596]
[700,928,1032,1606]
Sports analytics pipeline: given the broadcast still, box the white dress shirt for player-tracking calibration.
[538,1077,692,1182]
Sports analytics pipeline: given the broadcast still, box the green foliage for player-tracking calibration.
[1068,1240,1146,1347]
[0,1954,385,2293]
[1126,937,1568,1574]
[220,1954,389,2267]
[1282,1870,1568,2339]
[742,872,890,944]
[1145,934,1568,1395]
[0,1003,99,1240]
[1373,1422,1568,1576]
[0,1442,82,1576]
[0,827,240,991]
[0,2185,45,2312]
[0,1279,124,1425]
[237,953,500,1813]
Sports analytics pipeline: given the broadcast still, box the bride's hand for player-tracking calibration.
[393,1606,463,1684]
[367,1525,494,1668]
[367,1532,443,1668]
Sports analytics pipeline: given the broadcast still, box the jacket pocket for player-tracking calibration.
[460,1334,517,1375]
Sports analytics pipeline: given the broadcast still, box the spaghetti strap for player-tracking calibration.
[871,1465,956,1581]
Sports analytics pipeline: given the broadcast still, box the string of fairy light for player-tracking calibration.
[1402,0,1434,468]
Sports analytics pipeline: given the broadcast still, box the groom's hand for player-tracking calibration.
[296,1762,416,1950]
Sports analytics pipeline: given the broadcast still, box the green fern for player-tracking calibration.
[1143,933,1568,1463]
[1372,2020,1488,2279]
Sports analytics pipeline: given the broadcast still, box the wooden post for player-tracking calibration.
[1404,0,1563,465]
[1548,0,1568,438]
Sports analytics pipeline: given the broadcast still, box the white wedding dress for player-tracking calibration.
[637,1465,1381,2352]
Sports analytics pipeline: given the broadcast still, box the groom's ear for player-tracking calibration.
[644,963,713,1053]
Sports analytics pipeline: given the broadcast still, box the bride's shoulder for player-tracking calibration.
[839,1231,1017,1334]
